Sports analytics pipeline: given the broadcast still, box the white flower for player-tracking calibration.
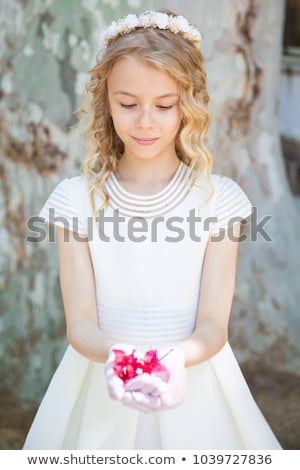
[116,18,127,33]
[187,28,202,43]
[139,13,154,28]
[177,16,190,33]
[167,17,180,33]
[125,14,139,28]
[153,12,169,29]
[107,21,119,37]
[98,11,202,51]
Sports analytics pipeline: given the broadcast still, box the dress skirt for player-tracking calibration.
[23,342,282,450]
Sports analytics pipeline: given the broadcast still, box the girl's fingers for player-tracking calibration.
[121,391,163,413]
[124,373,151,392]
[132,391,161,409]
[141,376,167,396]
[124,374,167,396]
[107,378,124,400]
[121,392,153,413]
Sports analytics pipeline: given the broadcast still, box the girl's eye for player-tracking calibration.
[157,105,173,110]
[120,103,136,108]
[120,104,174,109]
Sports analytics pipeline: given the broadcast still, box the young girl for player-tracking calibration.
[23,10,282,450]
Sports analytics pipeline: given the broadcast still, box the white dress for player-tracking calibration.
[23,162,282,450]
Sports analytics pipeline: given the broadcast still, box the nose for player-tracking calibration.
[135,107,155,129]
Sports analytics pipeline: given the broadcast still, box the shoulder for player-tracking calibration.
[56,174,89,194]
[192,172,248,203]
[38,174,91,237]
[210,173,241,193]
[210,173,251,203]
[54,174,91,206]
[208,173,253,233]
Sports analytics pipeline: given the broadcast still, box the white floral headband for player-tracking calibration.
[99,11,202,50]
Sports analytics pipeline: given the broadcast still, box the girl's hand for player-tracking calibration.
[104,345,186,413]
[104,344,165,409]
[157,346,187,410]
[104,343,138,400]
[121,373,167,413]
[121,389,162,413]
[124,372,167,397]
[120,348,187,412]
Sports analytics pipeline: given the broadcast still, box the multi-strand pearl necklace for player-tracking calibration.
[104,161,192,219]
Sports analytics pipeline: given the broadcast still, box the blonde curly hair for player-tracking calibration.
[78,11,214,221]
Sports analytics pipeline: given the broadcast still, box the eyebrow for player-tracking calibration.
[112,91,179,98]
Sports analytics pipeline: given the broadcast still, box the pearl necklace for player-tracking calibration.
[104,161,192,219]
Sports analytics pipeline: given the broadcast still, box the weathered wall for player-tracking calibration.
[0,0,299,403]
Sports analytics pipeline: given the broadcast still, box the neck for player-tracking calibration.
[114,154,181,196]
[116,154,181,188]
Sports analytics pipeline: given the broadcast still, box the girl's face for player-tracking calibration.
[107,56,182,163]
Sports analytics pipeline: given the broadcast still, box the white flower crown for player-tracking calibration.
[99,11,202,50]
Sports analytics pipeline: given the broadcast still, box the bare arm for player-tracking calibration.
[56,226,117,363]
[180,222,241,368]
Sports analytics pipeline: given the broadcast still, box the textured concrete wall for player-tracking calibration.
[0,0,299,403]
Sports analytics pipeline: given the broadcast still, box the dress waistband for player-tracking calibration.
[96,303,198,347]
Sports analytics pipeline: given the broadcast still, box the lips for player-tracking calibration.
[132,137,159,145]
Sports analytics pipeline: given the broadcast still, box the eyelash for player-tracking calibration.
[120,104,174,110]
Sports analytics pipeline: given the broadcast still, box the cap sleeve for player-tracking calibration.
[210,175,252,234]
[38,177,88,237]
